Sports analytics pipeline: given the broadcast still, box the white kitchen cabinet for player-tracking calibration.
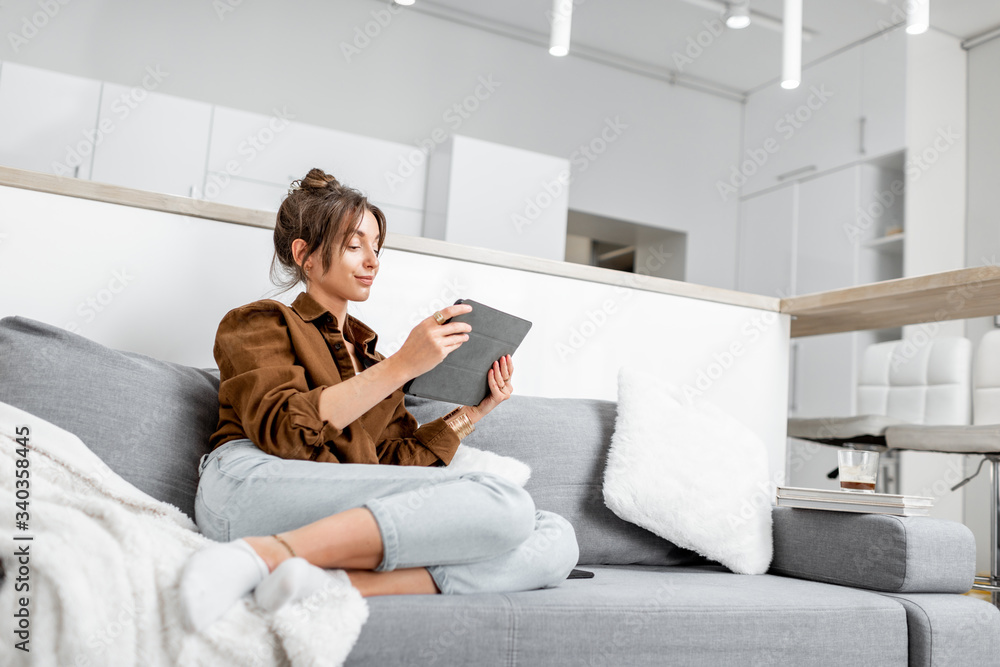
[795,167,858,295]
[200,174,288,212]
[737,184,796,298]
[0,62,102,178]
[89,84,212,197]
[785,49,864,187]
[789,168,860,427]
[741,47,862,196]
[791,167,864,477]
[424,135,570,262]
[204,106,426,212]
[861,29,907,158]
[786,330,858,491]
[792,332,856,418]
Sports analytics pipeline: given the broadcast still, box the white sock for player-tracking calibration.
[253,557,338,613]
[179,538,270,632]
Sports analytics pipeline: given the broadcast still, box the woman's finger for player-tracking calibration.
[492,371,505,400]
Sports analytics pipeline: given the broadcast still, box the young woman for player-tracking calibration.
[178,168,579,632]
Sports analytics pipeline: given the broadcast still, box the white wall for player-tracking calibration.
[0,0,742,289]
[0,184,789,482]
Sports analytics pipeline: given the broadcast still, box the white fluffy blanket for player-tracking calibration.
[0,401,369,666]
[447,443,531,487]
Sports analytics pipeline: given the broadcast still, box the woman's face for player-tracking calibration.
[307,208,381,305]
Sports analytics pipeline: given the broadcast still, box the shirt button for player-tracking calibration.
[334,343,342,350]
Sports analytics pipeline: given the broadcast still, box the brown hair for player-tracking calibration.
[269,168,386,294]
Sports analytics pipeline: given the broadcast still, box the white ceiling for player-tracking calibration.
[417,0,1000,93]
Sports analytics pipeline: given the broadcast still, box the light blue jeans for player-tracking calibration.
[194,438,579,595]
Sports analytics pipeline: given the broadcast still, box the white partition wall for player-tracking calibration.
[0,182,789,482]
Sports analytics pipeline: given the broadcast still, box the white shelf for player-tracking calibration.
[862,233,904,254]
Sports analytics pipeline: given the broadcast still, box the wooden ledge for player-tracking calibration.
[782,266,1000,337]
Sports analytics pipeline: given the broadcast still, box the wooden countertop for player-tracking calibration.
[782,266,1000,337]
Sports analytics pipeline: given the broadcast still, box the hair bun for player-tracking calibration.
[296,168,341,192]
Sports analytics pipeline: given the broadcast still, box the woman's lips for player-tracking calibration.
[356,276,374,285]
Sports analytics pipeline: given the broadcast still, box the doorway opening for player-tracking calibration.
[564,210,686,280]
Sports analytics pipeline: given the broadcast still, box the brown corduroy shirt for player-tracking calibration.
[208,291,461,466]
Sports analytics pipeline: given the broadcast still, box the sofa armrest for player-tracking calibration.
[769,506,975,594]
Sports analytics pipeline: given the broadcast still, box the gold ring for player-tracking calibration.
[433,311,446,325]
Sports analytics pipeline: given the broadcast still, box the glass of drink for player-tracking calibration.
[837,449,879,493]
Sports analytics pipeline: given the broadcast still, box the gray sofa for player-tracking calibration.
[1,314,998,666]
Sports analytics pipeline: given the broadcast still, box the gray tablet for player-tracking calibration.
[402,298,532,406]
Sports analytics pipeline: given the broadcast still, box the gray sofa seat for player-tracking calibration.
[876,592,1000,667]
[348,564,909,667]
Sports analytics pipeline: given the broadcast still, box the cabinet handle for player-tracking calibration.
[789,342,799,412]
[859,116,867,155]
[73,165,80,178]
[777,165,817,182]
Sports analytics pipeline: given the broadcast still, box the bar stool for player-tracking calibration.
[788,336,971,491]
[881,330,1000,605]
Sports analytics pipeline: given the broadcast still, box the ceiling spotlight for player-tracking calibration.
[906,0,929,35]
[549,0,573,57]
[781,0,802,89]
[394,0,415,5]
[725,1,751,30]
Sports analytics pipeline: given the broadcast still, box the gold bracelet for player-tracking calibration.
[444,408,475,440]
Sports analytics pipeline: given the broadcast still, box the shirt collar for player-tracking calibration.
[291,291,379,351]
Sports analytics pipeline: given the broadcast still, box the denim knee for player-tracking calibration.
[536,512,580,588]
[466,471,536,552]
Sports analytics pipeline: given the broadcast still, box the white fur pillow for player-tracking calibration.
[447,444,531,487]
[603,365,773,575]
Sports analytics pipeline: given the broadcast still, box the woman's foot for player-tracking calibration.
[243,534,296,573]
[253,557,342,612]
[178,538,270,632]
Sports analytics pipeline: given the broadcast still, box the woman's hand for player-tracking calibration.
[468,354,514,423]
[394,304,473,378]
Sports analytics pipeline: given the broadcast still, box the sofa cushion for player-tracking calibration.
[347,565,909,667]
[405,394,705,567]
[875,592,1000,667]
[0,316,218,521]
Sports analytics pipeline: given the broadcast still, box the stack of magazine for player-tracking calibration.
[775,486,934,516]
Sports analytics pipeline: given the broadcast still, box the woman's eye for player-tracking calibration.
[349,246,360,250]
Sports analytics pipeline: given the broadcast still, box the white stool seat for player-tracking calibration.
[885,423,1000,454]
[788,414,911,445]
